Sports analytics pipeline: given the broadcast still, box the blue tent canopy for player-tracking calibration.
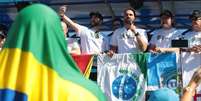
[0,0,200,30]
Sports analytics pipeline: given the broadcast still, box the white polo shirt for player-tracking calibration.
[77,25,109,54]
[150,28,181,48]
[110,27,148,53]
[182,31,201,47]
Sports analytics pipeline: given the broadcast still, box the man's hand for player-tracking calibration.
[59,5,67,17]
[182,45,201,53]
[189,67,201,87]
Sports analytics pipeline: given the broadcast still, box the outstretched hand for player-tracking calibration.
[189,67,201,87]
[59,5,67,17]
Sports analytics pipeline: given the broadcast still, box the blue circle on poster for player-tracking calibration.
[112,75,137,100]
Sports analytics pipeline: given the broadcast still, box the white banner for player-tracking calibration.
[97,53,147,101]
[182,52,201,93]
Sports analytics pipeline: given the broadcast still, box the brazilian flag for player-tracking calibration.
[0,4,106,101]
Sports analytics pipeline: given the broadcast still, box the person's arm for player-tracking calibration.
[158,48,180,53]
[181,67,201,101]
[134,33,148,51]
[130,29,148,52]
[181,82,197,101]
[62,15,81,33]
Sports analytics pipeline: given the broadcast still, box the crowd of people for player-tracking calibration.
[0,5,201,54]
[61,6,201,55]
[0,2,200,101]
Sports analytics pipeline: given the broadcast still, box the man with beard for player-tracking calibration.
[109,7,148,54]
[62,12,109,54]
[181,10,201,53]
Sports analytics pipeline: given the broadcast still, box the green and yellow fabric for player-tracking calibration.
[0,4,106,101]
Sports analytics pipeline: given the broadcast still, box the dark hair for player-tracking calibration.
[189,10,201,20]
[15,1,32,12]
[160,10,175,27]
[160,10,174,18]
[123,7,136,16]
[89,11,103,21]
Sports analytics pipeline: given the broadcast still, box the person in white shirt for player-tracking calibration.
[109,7,148,54]
[59,6,81,55]
[181,10,201,53]
[149,10,181,52]
[62,12,109,54]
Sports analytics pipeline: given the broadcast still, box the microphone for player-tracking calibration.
[127,19,134,25]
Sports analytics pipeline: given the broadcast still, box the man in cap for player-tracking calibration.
[181,66,201,101]
[62,11,109,54]
[181,10,201,53]
[148,10,181,52]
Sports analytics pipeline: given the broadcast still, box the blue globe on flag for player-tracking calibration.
[112,75,137,100]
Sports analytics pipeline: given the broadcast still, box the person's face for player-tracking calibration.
[61,22,68,37]
[192,17,201,31]
[90,15,102,27]
[161,15,173,29]
[124,10,135,24]
[112,20,121,30]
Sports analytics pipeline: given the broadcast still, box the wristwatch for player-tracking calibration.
[134,32,139,36]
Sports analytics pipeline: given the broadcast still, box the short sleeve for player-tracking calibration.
[76,24,89,37]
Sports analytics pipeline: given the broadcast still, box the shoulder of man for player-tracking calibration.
[114,27,125,32]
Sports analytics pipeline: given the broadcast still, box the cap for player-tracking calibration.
[189,10,201,20]
[148,88,179,101]
[160,10,173,18]
[89,11,103,21]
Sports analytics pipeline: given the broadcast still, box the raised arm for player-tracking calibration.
[62,15,81,33]
[181,67,201,101]
[130,28,148,52]
[134,32,148,51]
